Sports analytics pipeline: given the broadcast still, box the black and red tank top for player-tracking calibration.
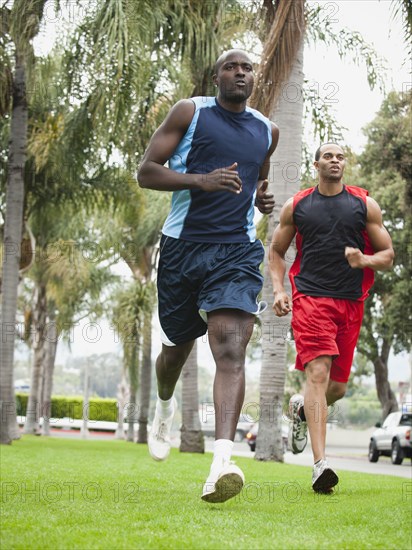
[289,185,374,301]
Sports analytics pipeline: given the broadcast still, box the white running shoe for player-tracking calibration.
[288,394,308,454]
[312,459,339,493]
[148,397,177,461]
[201,461,245,503]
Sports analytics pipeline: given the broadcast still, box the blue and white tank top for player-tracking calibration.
[162,97,272,243]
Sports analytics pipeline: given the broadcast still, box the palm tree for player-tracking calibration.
[41,305,57,436]
[111,280,153,442]
[60,1,197,445]
[58,0,254,452]
[0,0,48,444]
[17,46,125,434]
[137,308,153,444]
[250,0,386,460]
[1,7,113,442]
[249,0,306,461]
[115,374,128,439]
[22,206,117,435]
[24,281,47,434]
[94,184,169,443]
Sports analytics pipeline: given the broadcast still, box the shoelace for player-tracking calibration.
[314,460,328,476]
[155,421,168,442]
[294,409,307,440]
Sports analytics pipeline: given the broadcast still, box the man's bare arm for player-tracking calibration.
[137,100,242,194]
[345,197,394,270]
[269,198,296,317]
[255,123,280,214]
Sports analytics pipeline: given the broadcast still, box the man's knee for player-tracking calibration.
[212,342,246,368]
[159,342,193,370]
[214,344,246,374]
[305,356,331,385]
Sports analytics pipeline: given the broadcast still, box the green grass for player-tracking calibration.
[1,437,410,550]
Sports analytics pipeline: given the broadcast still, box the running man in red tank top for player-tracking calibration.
[269,143,394,493]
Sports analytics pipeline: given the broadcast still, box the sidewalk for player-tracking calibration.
[325,425,375,448]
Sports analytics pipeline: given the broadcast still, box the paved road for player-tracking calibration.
[208,440,412,479]
[204,437,412,479]
[285,445,411,478]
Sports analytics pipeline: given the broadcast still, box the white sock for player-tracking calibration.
[211,439,234,471]
[155,394,174,419]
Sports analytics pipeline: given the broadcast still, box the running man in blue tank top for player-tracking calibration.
[138,49,279,503]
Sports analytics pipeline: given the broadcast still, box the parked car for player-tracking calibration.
[246,422,289,453]
[368,412,412,465]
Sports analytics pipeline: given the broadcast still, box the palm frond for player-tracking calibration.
[9,0,47,52]
[249,0,306,116]
[111,279,154,343]
[390,0,412,63]
[27,52,67,116]
[0,58,12,117]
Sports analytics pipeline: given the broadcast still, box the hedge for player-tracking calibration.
[15,393,119,422]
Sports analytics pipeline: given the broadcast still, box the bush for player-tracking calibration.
[336,395,382,428]
[15,393,29,416]
[15,393,118,422]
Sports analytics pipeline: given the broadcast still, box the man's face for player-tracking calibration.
[314,145,346,181]
[213,52,254,103]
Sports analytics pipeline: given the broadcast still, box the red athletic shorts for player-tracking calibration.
[291,296,364,383]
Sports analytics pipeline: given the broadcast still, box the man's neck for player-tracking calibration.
[216,96,247,113]
[317,179,344,196]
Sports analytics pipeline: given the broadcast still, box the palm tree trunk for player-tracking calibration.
[256,38,305,461]
[137,308,152,443]
[180,341,204,453]
[24,282,47,434]
[115,375,128,439]
[0,53,28,444]
[41,310,58,436]
[126,342,139,442]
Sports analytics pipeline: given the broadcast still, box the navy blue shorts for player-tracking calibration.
[157,235,265,346]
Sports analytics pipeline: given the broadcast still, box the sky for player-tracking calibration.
[32,1,411,384]
[303,0,411,152]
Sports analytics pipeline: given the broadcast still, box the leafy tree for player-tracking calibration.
[356,90,412,419]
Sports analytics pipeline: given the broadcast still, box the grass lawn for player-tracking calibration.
[1,437,410,550]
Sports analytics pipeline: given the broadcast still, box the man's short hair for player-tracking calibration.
[315,142,342,161]
[213,49,252,75]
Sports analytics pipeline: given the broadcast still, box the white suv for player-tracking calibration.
[368,412,411,465]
